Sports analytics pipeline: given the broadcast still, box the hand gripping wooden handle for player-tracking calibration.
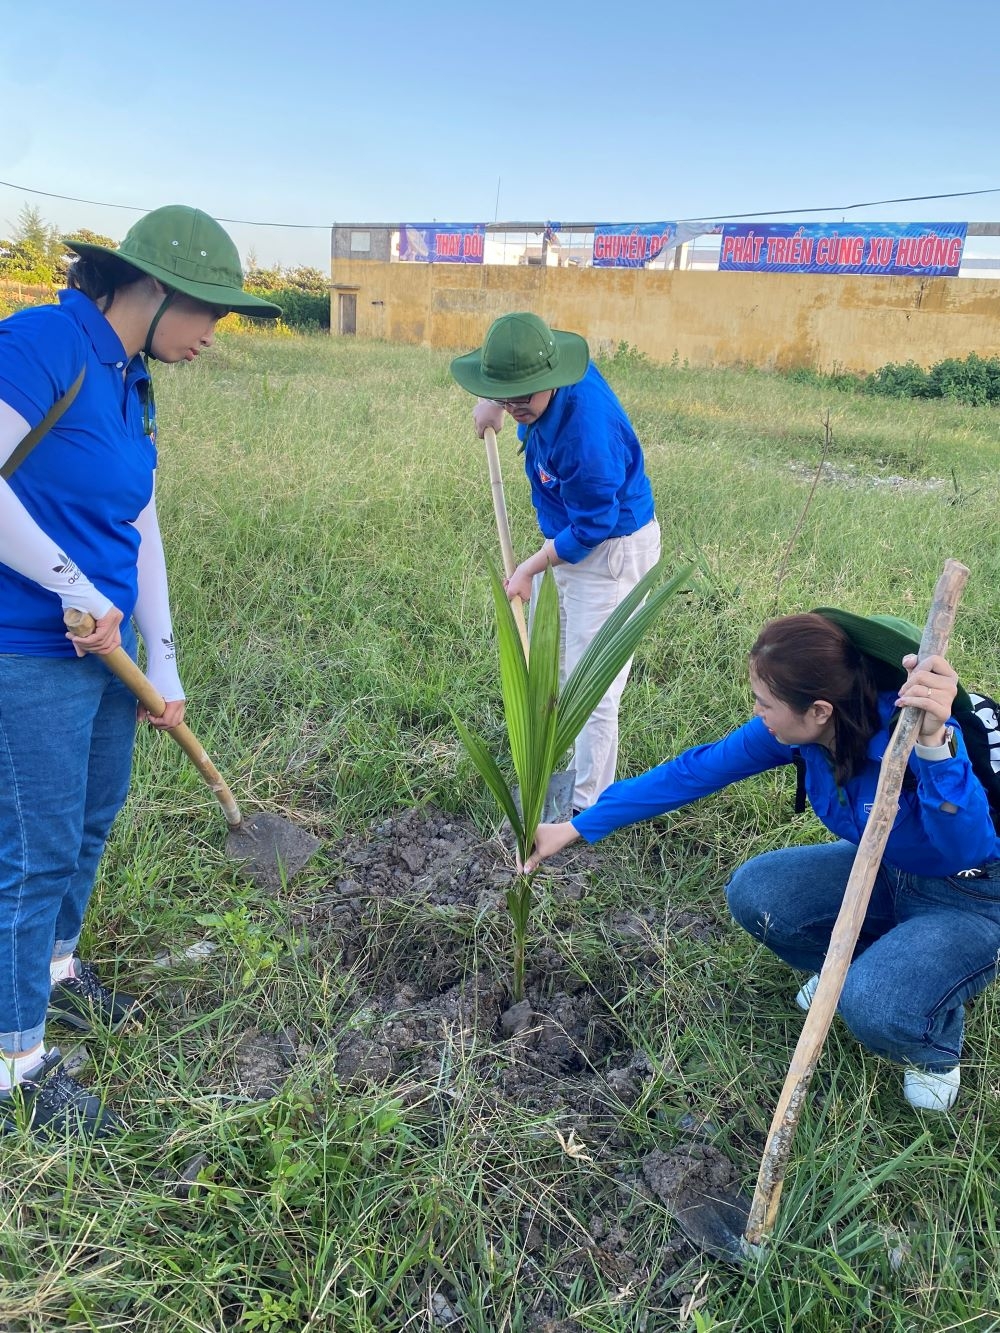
[744,558,970,1246]
[483,426,531,661]
[64,609,243,829]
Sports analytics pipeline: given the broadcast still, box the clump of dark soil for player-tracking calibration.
[232,1026,300,1099]
[642,1142,745,1216]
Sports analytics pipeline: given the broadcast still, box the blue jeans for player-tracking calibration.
[0,629,137,1053]
[726,840,1000,1071]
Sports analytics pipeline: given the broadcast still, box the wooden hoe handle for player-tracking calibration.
[483,426,531,661]
[744,557,970,1246]
[63,609,243,829]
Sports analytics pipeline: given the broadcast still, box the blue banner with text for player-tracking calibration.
[592,223,677,268]
[718,222,967,276]
[398,224,485,263]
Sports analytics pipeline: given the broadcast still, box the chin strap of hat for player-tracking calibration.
[143,288,177,359]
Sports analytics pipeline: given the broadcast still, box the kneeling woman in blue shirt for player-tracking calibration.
[0,206,279,1139]
[523,610,1000,1113]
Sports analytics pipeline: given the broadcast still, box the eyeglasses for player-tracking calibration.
[489,393,535,409]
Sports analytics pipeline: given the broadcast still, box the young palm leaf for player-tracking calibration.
[554,560,693,758]
[455,565,561,864]
[455,555,693,1001]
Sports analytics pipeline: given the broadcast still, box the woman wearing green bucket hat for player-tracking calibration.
[452,312,661,814]
[523,609,1000,1113]
[0,205,279,1141]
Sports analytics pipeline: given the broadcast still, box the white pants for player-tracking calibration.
[531,518,661,811]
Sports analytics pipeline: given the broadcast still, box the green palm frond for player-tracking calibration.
[554,561,693,758]
[488,568,531,793]
[452,712,524,844]
[518,570,561,848]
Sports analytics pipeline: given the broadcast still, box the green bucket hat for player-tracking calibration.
[450,312,589,398]
[814,607,972,712]
[63,205,281,318]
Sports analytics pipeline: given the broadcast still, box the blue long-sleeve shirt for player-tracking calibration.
[516,364,655,563]
[573,694,1000,877]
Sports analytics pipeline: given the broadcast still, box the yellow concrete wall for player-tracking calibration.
[330,260,1000,373]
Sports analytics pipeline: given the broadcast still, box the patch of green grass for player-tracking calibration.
[4,331,1000,1330]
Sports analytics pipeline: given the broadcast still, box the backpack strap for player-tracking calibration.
[0,366,86,482]
[792,751,807,814]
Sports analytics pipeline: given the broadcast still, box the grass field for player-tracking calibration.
[3,330,1000,1331]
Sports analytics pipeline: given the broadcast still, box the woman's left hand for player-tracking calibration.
[898,652,958,743]
[139,699,186,730]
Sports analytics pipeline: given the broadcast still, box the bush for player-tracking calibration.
[593,339,651,371]
[927,353,1000,406]
[858,354,1000,406]
[781,353,1000,407]
[243,262,330,332]
[863,360,931,399]
[255,287,329,332]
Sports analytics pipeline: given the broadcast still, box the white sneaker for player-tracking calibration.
[795,974,820,1012]
[903,1065,960,1111]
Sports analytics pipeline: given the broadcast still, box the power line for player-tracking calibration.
[3,176,1000,232]
[0,179,330,230]
[678,187,1000,223]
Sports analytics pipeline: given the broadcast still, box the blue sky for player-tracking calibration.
[2,0,998,270]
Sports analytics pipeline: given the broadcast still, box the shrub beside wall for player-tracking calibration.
[244,264,330,332]
[249,287,329,331]
[787,353,1000,406]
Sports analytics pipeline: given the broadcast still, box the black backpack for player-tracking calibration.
[950,692,1000,832]
[793,689,1000,833]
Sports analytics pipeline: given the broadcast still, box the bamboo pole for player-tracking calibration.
[483,425,531,660]
[63,609,243,829]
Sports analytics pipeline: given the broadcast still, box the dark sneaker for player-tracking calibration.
[48,960,145,1033]
[0,1048,122,1140]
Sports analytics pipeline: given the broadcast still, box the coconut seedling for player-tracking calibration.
[455,558,692,1003]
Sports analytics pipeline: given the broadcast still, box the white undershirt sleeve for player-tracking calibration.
[132,480,185,702]
[0,399,113,617]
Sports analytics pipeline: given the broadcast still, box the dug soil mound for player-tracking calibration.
[232,806,752,1323]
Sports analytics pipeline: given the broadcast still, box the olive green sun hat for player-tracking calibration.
[450,312,589,398]
[63,205,281,318]
[814,607,972,712]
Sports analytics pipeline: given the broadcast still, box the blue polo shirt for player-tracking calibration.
[0,288,156,655]
[516,364,655,563]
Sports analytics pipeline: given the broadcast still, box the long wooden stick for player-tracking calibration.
[63,609,244,829]
[744,558,970,1246]
[483,426,531,660]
